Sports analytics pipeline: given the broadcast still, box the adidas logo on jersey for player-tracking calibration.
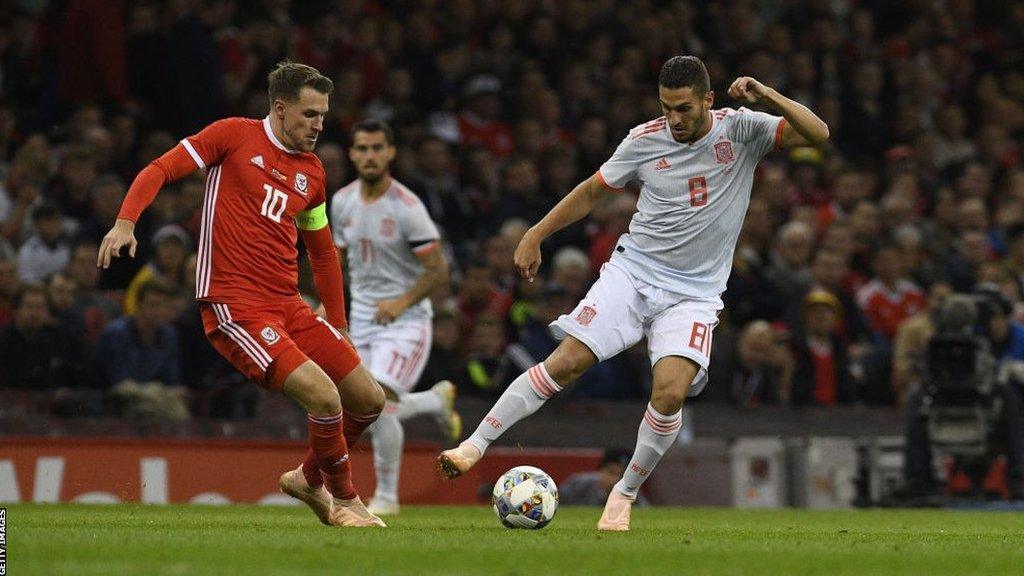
[655,157,671,170]
[250,155,264,168]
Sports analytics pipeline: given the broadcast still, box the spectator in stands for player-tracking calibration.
[17,202,71,285]
[76,175,127,246]
[946,230,991,292]
[94,280,182,388]
[732,320,794,407]
[122,224,191,315]
[560,448,648,506]
[0,284,84,388]
[892,282,953,406]
[803,249,870,344]
[457,258,511,335]
[65,242,119,344]
[791,291,855,406]
[857,244,926,345]
[317,142,347,196]
[459,310,513,397]
[484,234,518,292]
[766,220,814,303]
[48,145,97,222]
[410,136,475,247]
[457,74,513,159]
[0,256,18,328]
[493,156,546,226]
[0,136,48,246]
[587,194,634,276]
[856,244,926,404]
[550,247,592,302]
[417,306,466,392]
[47,272,87,343]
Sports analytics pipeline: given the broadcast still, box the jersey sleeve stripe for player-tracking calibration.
[773,117,788,150]
[180,138,206,169]
[595,170,624,192]
[411,240,440,255]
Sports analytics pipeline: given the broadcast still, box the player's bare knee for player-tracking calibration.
[650,376,690,414]
[368,379,387,413]
[545,338,597,385]
[308,382,342,416]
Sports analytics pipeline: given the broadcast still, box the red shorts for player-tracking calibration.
[199,297,360,391]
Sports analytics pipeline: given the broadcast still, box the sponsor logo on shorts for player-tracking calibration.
[575,305,597,327]
[260,326,280,345]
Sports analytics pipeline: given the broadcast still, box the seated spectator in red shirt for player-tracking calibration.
[457,75,513,158]
[457,258,512,334]
[856,244,926,344]
[791,291,856,406]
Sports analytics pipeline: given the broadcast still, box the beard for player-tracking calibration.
[359,169,385,184]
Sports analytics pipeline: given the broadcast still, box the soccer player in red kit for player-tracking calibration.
[97,62,388,527]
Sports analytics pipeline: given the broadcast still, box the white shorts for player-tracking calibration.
[350,317,433,394]
[551,262,721,397]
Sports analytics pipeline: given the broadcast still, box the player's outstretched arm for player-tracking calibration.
[97,145,199,268]
[728,76,830,148]
[514,174,613,281]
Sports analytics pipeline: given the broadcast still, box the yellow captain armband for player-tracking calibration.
[295,202,328,230]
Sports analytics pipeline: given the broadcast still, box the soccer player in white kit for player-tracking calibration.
[439,56,829,529]
[331,119,460,516]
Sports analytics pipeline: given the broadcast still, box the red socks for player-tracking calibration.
[343,409,381,447]
[301,411,381,494]
[301,448,323,488]
[307,413,355,500]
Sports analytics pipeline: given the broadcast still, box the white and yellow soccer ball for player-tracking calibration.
[492,465,559,529]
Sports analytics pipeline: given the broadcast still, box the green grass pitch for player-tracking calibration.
[6,504,1024,575]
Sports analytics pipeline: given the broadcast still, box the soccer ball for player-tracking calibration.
[492,465,559,529]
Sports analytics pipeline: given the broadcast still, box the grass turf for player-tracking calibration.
[6,504,1024,575]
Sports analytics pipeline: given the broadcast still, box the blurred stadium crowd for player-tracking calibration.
[1,0,1024,421]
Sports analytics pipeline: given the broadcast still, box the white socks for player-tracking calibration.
[395,389,443,420]
[465,363,562,454]
[369,402,403,503]
[613,403,682,499]
[370,388,446,504]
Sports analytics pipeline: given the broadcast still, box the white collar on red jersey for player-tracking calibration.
[262,116,301,154]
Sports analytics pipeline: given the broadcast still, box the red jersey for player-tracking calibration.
[856,278,926,342]
[180,117,328,303]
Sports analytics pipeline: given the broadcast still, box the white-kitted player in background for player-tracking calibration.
[331,119,460,516]
[439,56,829,530]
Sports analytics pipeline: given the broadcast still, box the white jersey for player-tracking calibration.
[599,107,785,298]
[330,178,441,323]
